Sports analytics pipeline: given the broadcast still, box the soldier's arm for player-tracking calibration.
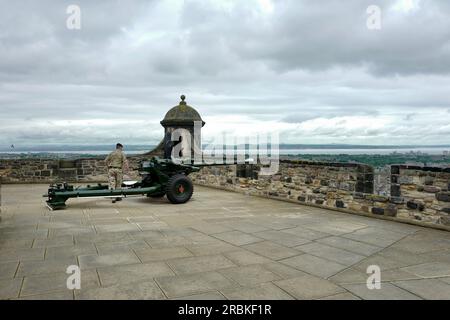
[122,153,129,171]
[105,154,111,166]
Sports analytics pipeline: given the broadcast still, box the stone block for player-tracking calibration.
[243,241,300,261]
[390,196,404,204]
[40,170,51,177]
[385,204,398,217]
[274,274,344,300]
[423,186,441,193]
[320,180,329,186]
[355,182,364,193]
[253,230,310,248]
[353,192,364,199]
[221,283,294,300]
[391,166,400,175]
[371,207,385,215]
[295,243,366,266]
[365,194,389,202]
[79,252,140,269]
[364,181,374,194]
[436,192,450,202]
[423,176,434,185]
[393,279,450,300]
[212,231,263,246]
[335,200,345,208]
[280,254,347,278]
[218,264,281,286]
[342,283,421,300]
[391,184,401,197]
[223,250,272,266]
[167,255,236,275]
[155,271,234,298]
[407,200,425,211]
[0,278,23,299]
[76,280,165,300]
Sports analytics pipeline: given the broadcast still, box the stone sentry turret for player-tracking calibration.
[159,95,205,160]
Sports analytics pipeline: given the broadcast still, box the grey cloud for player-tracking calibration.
[0,0,449,146]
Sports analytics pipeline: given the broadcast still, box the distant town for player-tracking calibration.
[0,144,449,168]
[283,151,450,168]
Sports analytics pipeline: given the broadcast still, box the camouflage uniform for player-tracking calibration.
[105,149,127,189]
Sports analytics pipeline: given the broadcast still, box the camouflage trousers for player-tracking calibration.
[108,168,123,189]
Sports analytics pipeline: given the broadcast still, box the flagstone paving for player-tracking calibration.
[1,184,450,300]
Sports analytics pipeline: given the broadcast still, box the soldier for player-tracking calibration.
[105,143,128,203]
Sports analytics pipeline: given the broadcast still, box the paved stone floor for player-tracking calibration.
[1,184,450,300]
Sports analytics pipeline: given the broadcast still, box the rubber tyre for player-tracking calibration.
[165,174,194,204]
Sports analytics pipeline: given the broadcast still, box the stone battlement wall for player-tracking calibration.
[190,161,450,230]
[390,165,450,225]
[0,157,141,183]
[0,157,449,230]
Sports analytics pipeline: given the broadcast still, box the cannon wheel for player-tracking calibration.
[166,174,193,204]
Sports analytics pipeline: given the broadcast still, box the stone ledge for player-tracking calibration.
[392,164,450,173]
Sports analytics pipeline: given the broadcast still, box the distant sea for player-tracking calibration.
[1,146,449,155]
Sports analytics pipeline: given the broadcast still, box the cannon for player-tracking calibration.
[44,156,253,210]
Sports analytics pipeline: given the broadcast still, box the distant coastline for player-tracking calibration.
[1,143,450,154]
[1,144,449,166]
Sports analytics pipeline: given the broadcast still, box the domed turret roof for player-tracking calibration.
[160,95,205,127]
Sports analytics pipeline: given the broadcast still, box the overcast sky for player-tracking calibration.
[0,0,449,146]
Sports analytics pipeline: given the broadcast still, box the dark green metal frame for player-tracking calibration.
[44,156,253,210]
[44,157,201,210]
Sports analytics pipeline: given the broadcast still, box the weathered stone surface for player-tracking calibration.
[436,192,450,202]
[135,247,193,262]
[79,252,140,269]
[223,250,272,266]
[371,207,385,215]
[390,196,404,204]
[342,283,421,300]
[155,271,234,298]
[274,274,344,299]
[243,241,300,261]
[2,183,450,300]
[366,194,389,202]
[407,200,425,211]
[439,216,450,226]
[280,254,347,278]
[167,255,236,275]
[76,281,165,300]
[221,283,294,300]
[0,262,19,280]
[212,231,263,246]
[392,279,450,300]
[218,264,281,286]
[335,200,345,208]
[400,262,450,278]
[385,204,398,217]
[97,262,174,286]
[423,185,441,193]
[0,278,23,299]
